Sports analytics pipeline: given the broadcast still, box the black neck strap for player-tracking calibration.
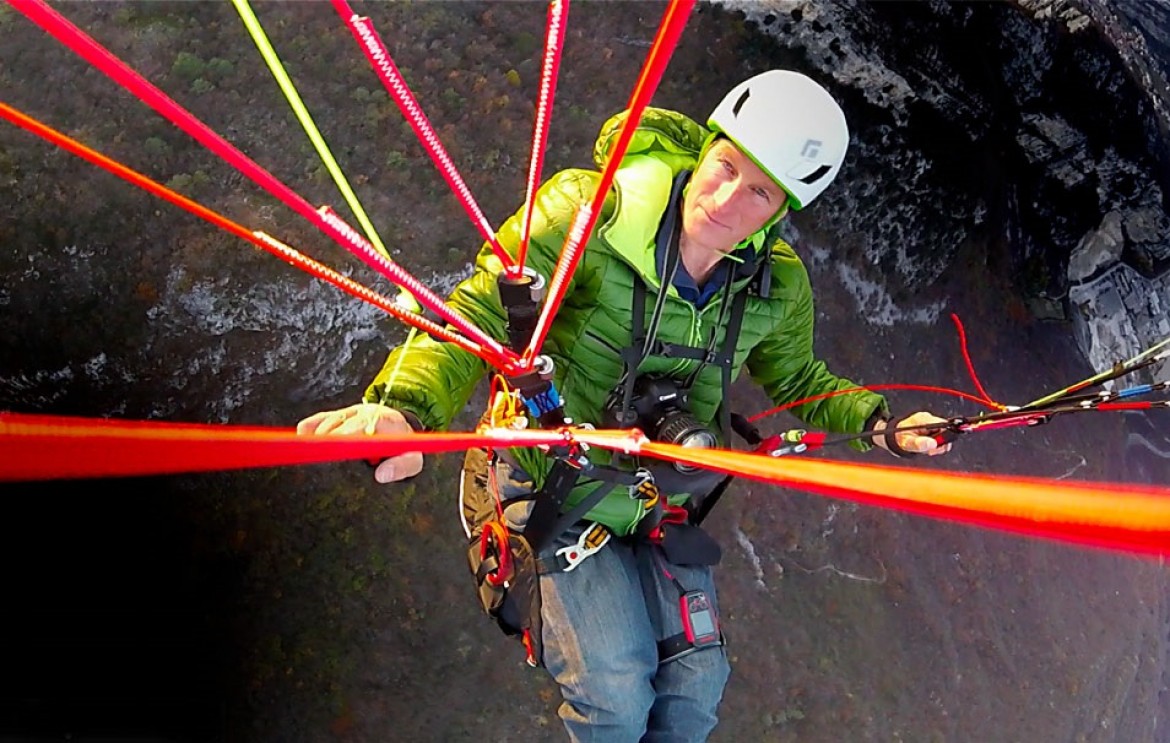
[617,174,771,441]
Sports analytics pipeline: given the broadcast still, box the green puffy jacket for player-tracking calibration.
[366,107,886,536]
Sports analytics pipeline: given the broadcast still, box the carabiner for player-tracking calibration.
[479,520,513,587]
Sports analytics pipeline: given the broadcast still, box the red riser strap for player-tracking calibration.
[637,441,1170,556]
[0,413,568,481]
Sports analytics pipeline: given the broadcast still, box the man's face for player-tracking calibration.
[681,139,786,254]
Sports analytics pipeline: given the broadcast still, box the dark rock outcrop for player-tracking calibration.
[725,0,1169,380]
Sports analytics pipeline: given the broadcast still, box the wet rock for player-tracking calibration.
[1068,211,1124,282]
[1025,295,1067,321]
[1122,205,1169,245]
[725,0,1169,381]
[1069,264,1170,383]
[1017,0,1091,32]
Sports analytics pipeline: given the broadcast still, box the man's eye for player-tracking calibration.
[720,159,735,175]
[754,187,771,201]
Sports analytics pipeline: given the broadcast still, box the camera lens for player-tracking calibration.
[655,413,718,473]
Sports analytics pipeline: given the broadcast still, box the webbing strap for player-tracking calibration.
[618,173,687,416]
[657,630,724,665]
[623,253,757,442]
[521,459,582,555]
[522,458,644,556]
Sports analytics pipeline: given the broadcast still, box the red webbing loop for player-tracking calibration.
[479,521,514,587]
[646,504,689,544]
[520,0,696,368]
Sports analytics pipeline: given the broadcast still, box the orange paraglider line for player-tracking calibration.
[0,100,498,363]
[7,0,519,370]
[4,413,1170,557]
[3,0,1168,563]
[636,441,1170,557]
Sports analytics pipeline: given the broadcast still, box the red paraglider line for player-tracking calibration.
[950,313,1003,408]
[5,413,1170,558]
[747,383,1000,424]
[7,0,519,371]
[0,413,573,480]
[332,0,514,271]
[513,0,569,278]
[635,440,1170,557]
[8,0,1169,563]
[521,0,695,368]
[0,100,497,362]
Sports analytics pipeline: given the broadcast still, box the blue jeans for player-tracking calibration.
[493,459,731,742]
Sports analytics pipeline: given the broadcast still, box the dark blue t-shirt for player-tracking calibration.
[655,238,747,308]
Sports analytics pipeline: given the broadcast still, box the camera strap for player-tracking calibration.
[616,173,689,420]
[620,252,763,444]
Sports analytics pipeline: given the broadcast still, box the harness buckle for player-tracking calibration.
[554,522,611,572]
[628,468,656,499]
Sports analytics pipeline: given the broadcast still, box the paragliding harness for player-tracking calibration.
[464,172,770,667]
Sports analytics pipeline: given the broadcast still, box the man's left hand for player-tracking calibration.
[874,411,954,457]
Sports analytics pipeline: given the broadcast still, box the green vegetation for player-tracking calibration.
[440,86,466,113]
[143,136,171,160]
[509,30,540,58]
[190,77,214,95]
[384,149,409,169]
[206,57,235,83]
[171,51,206,82]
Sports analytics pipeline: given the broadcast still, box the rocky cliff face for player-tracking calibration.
[724,0,1169,382]
[3,3,1168,741]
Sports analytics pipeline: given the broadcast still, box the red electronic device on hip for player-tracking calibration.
[680,589,720,647]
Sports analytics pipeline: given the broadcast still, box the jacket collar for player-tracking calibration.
[597,155,766,294]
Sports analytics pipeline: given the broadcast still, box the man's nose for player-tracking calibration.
[713,179,740,210]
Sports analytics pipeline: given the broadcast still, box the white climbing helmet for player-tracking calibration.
[708,70,849,210]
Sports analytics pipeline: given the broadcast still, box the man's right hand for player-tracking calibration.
[296,403,424,483]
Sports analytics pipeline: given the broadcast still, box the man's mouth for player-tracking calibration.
[701,206,730,229]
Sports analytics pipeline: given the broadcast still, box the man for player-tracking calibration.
[299,70,950,741]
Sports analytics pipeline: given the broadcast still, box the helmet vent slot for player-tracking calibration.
[731,89,751,116]
[798,164,832,184]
